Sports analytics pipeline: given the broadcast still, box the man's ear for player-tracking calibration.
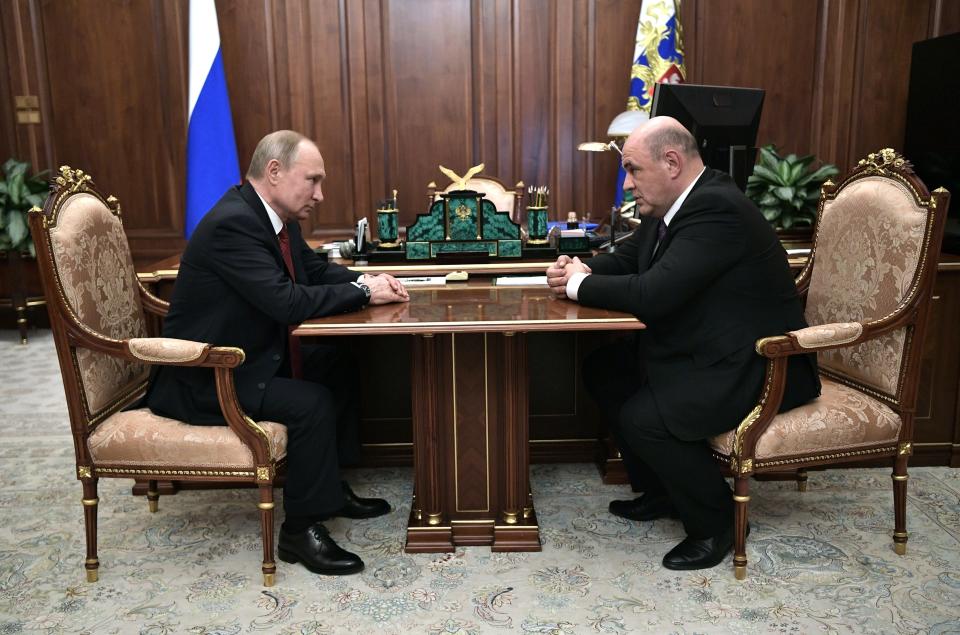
[266,159,282,185]
[663,149,683,178]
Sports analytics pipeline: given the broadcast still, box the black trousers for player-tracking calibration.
[256,341,361,518]
[583,340,734,539]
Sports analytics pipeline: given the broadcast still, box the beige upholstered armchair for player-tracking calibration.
[28,167,286,586]
[429,175,524,222]
[709,149,950,580]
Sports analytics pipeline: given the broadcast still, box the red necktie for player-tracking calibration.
[277,226,303,379]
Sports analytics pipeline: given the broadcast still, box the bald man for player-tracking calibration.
[547,117,820,570]
[147,130,408,576]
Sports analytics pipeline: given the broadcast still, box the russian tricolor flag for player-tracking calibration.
[185,0,240,238]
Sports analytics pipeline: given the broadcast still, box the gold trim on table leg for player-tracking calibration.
[263,573,275,586]
[734,564,746,580]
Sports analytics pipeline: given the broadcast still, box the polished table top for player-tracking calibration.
[293,278,646,336]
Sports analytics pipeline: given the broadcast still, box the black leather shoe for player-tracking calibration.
[662,524,750,571]
[608,493,677,521]
[334,481,391,519]
[278,523,364,575]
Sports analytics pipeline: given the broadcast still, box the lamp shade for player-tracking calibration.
[606,109,649,137]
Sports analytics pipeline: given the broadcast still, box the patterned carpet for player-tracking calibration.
[1,331,960,634]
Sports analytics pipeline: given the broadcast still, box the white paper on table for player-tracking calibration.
[399,276,448,286]
[494,275,549,286]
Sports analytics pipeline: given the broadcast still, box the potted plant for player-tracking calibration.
[746,144,839,233]
[1,158,50,341]
[1,158,49,257]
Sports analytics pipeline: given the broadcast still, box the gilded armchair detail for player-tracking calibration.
[709,149,950,579]
[28,167,287,586]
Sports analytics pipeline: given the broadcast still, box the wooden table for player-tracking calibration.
[293,278,646,552]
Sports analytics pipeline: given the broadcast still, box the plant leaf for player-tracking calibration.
[751,164,782,184]
[6,160,27,181]
[806,164,840,183]
[788,162,808,183]
[774,186,795,201]
[5,209,28,246]
[777,161,792,184]
[780,214,795,230]
[761,206,782,222]
[8,173,24,206]
[759,145,781,171]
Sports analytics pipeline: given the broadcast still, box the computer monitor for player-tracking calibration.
[904,32,960,254]
[650,83,765,190]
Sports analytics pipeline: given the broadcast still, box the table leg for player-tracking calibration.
[405,332,541,553]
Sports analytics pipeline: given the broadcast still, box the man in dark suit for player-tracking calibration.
[147,130,409,575]
[547,116,820,570]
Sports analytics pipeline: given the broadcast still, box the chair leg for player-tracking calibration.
[258,485,276,586]
[733,476,750,580]
[147,479,159,513]
[892,456,909,555]
[81,478,100,583]
[796,469,808,492]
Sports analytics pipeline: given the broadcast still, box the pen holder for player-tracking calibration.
[377,207,400,248]
[526,206,548,245]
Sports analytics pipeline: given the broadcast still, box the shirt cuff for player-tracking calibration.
[566,272,589,301]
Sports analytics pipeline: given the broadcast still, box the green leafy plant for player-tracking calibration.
[746,144,839,230]
[0,158,49,257]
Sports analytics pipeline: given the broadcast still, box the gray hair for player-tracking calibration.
[645,125,699,161]
[246,130,309,179]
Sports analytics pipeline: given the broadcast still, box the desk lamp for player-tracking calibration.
[577,140,625,250]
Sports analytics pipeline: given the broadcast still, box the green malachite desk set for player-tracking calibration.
[365,164,587,262]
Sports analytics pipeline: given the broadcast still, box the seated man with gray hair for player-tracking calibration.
[147,130,409,575]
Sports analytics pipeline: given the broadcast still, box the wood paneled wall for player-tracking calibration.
[2,0,958,265]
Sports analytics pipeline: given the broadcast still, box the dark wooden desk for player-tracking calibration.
[293,279,646,552]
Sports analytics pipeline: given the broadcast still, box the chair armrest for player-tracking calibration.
[789,322,864,349]
[755,321,864,358]
[127,337,245,368]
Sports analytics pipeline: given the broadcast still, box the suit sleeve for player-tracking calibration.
[294,229,360,285]
[582,227,645,275]
[205,214,367,324]
[578,192,746,323]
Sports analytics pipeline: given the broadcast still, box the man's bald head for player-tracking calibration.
[619,116,705,218]
[638,116,700,161]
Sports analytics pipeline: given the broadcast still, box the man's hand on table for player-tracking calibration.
[362,273,410,304]
[546,255,591,298]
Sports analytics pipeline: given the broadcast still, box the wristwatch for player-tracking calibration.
[351,280,371,304]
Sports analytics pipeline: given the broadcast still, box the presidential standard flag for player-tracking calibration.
[185,0,240,238]
[615,0,686,205]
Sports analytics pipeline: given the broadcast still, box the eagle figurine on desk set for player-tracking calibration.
[360,164,590,262]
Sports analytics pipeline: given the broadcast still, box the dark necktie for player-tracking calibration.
[651,218,668,263]
[277,226,303,380]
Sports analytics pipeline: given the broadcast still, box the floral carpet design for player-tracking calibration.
[1,332,959,634]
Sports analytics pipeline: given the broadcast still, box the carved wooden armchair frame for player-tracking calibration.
[28,167,286,586]
[710,149,950,579]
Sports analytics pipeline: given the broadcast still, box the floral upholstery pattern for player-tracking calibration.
[49,193,149,414]
[804,176,926,397]
[88,408,287,468]
[710,377,901,460]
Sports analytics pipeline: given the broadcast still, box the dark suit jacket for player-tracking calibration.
[146,181,367,423]
[578,168,820,440]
